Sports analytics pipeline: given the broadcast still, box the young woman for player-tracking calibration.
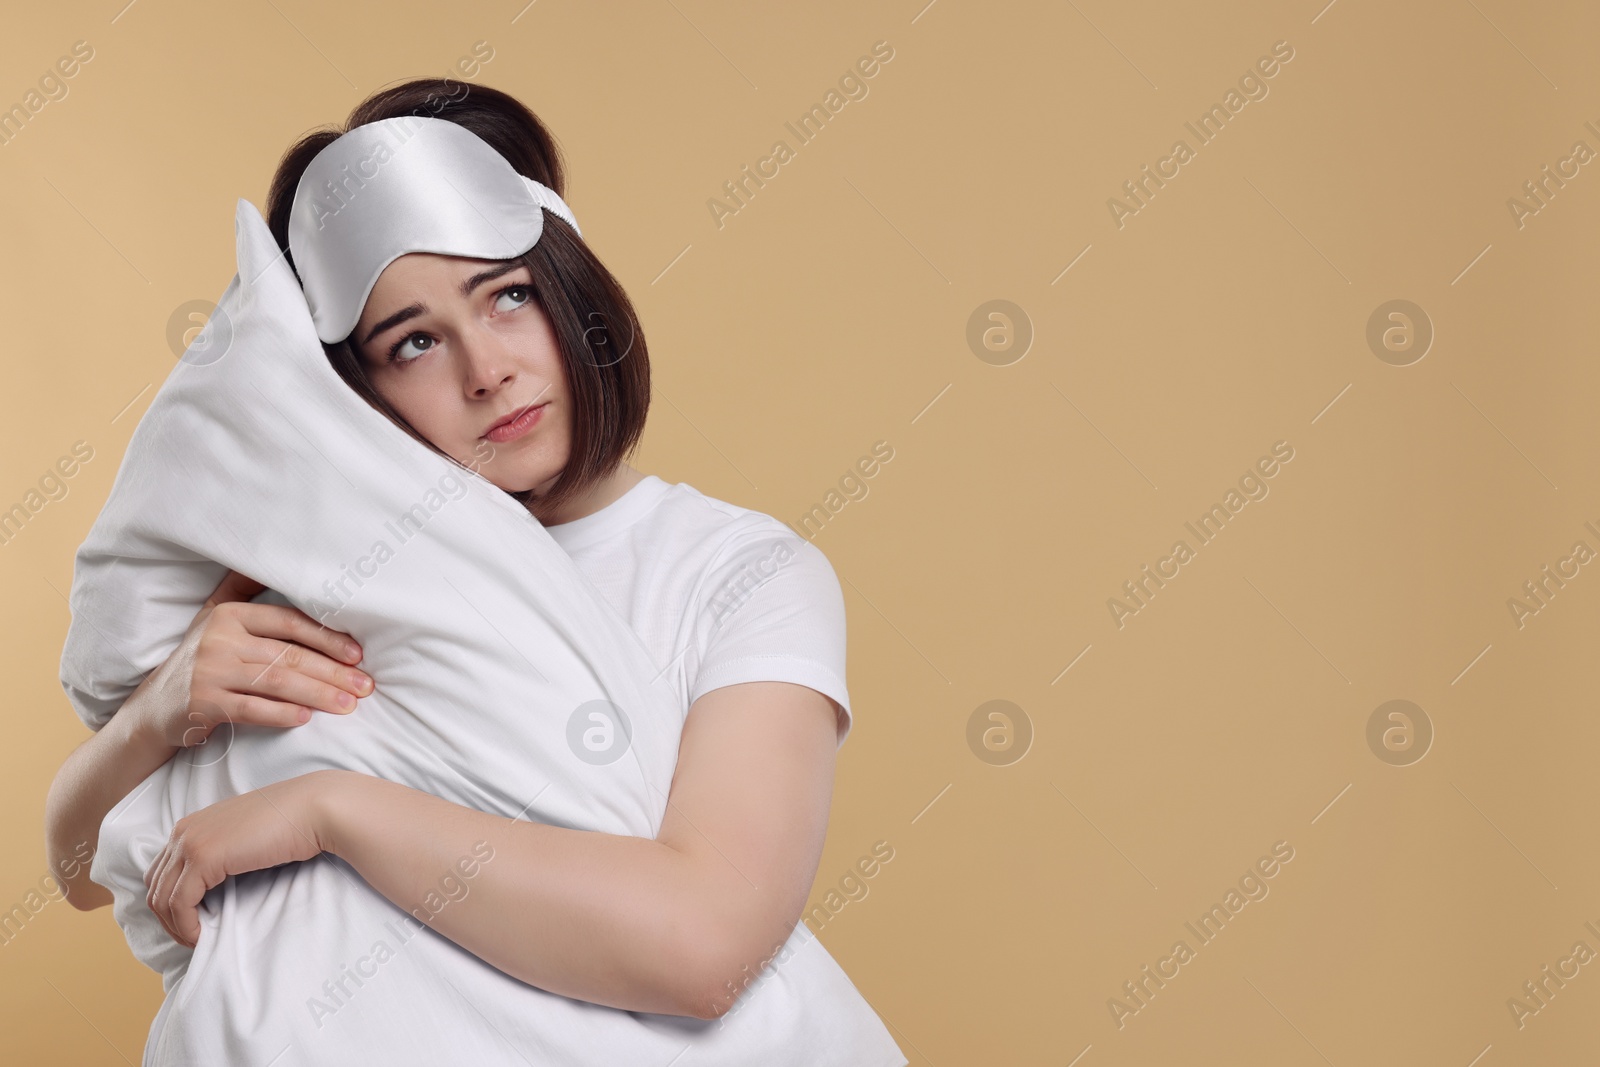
[45,79,906,1063]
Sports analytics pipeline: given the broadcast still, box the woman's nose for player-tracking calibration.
[460,331,516,396]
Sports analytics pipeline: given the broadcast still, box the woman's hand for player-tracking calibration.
[143,771,337,948]
[133,569,375,752]
[45,572,373,913]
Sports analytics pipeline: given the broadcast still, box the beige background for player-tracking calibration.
[3,0,1597,1063]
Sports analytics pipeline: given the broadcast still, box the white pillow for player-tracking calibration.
[58,199,683,1042]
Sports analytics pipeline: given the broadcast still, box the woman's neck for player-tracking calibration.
[529,464,647,527]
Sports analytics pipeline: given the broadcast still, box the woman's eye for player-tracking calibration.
[496,285,532,312]
[389,333,433,363]
[383,285,529,365]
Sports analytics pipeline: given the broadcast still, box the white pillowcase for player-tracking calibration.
[57,199,717,1062]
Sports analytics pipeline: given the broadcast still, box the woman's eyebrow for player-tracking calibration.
[359,262,527,347]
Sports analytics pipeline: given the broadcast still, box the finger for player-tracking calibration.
[231,603,363,665]
[166,860,206,948]
[143,844,168,890]
[146,852,181,945]
[219,692,316,730]
[145,836,182,895]
[205,569,267,609]
[179,692,307,737]
[234,634,374,703]
[229,656,366,717]
[152,858,194,949]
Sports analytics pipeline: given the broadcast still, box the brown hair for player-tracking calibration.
[263,78,649,518]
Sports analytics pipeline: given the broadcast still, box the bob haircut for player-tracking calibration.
[263,77,650,518]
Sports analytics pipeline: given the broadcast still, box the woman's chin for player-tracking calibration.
[489,469,557,497]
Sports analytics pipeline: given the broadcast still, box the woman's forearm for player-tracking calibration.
[312,769,736,1019]
[44,695,178,910]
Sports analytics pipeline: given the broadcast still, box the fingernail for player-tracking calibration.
[345,643,362,661]
[297,707,311,723]
[352,673,373,695]
[338,692,355,710]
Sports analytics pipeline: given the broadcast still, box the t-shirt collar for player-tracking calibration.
[542,474,670,553]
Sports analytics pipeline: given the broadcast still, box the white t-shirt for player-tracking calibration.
[137,473,908,1066]
[544,472,855,747]
[541,473,905,1063]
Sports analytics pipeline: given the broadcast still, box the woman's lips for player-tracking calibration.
[484,403,547,443]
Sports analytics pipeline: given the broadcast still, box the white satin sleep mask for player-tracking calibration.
[287,115,583,345]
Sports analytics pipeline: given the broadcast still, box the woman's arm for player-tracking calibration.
[45,682,182,910]
[148,679,840,1020]
[321,679,838,1018]
[47,570,371,910]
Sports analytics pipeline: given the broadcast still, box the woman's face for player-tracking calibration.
[350,252,567,495]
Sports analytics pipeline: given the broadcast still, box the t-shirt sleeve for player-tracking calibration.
[687,529,854,749]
